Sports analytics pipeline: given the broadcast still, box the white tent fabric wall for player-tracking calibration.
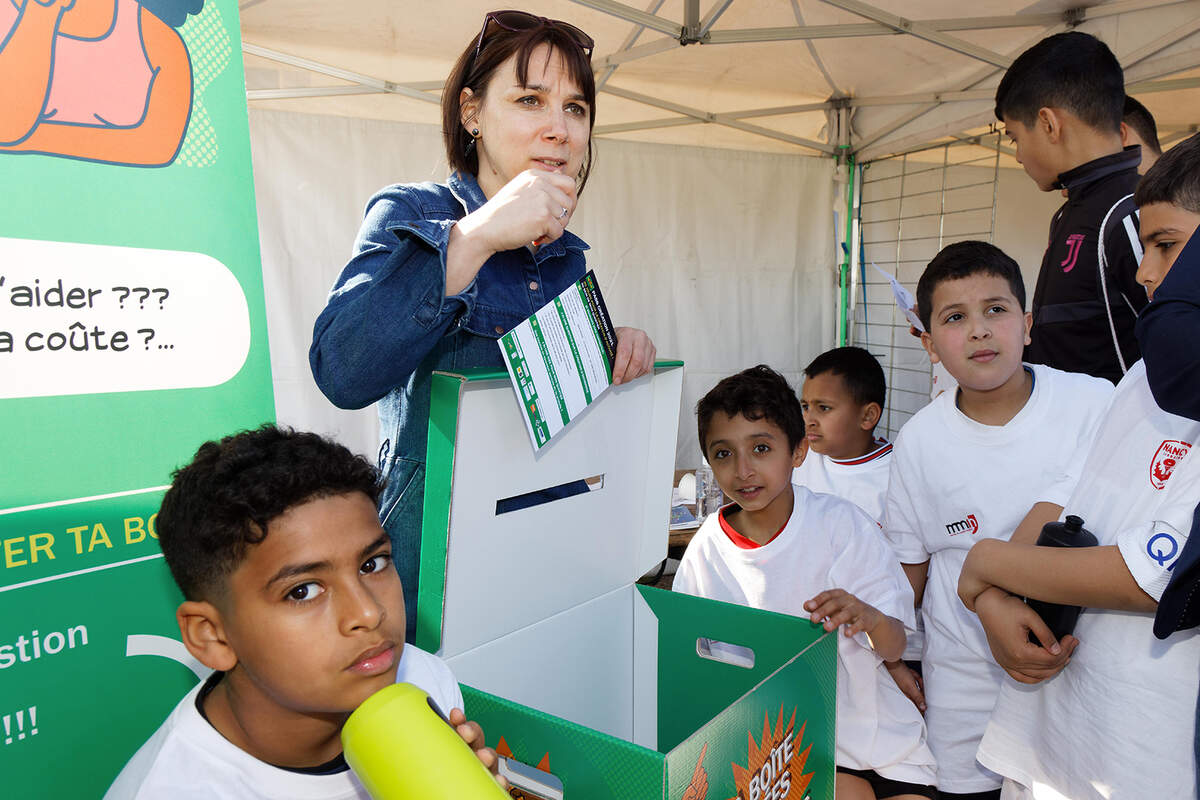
[249,110,446,463]
[570,135,837,468]
[250,108,836,469]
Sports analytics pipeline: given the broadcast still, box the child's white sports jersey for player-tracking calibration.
[675,486,937,786]
[883,364,1112,793]
[792,439,929,660]
[792,438,892,523]
[104,644,463,800]
[978,359,1200,799]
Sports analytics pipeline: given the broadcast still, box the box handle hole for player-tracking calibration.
[498,755,564,799]
[695,637,756,669]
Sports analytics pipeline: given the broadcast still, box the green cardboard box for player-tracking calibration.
[416,363,836,800]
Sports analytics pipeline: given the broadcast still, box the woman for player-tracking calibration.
[310,10,656,643]
[0,0,202,165]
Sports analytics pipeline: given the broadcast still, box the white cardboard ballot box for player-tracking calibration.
[415,363,836,800]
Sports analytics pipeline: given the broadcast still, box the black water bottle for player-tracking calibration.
[1024,515,1098,643]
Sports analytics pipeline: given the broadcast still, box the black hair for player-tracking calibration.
[995,32,1123,134]
[139,0,205,28]
[804,346,886,410]
[1124,96,1162,157]
[696,365,805,454]
[1135,133,1200,214]
[157,425,383,601]
[917,241,1026,330]
[442,17,596,194]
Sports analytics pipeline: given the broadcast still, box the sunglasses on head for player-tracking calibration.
[473,9,595,60]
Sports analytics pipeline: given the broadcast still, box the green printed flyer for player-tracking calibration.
[0,0,274,795]
[499,270,618,449]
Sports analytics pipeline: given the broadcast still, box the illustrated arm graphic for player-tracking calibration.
[1,3,193,166]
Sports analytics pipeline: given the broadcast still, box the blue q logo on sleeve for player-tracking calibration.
[1147,532,1180,569]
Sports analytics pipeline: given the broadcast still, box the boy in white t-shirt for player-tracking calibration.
[105,426,504,800]
[791,346,927,712]
[793,345,893,523]
[675,365,937,800]
[957,134,1200,800]
[883,241,1113,800]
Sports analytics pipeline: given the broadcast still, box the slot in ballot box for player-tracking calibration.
[415,362,836,800]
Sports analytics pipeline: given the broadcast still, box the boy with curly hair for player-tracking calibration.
[105,425,501,799]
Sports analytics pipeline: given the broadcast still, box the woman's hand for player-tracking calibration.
[447,169,578,295]
[612,327,656,385]
[460,169,577,252]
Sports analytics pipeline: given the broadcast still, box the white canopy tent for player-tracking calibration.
[241,0,1200,158]
[241,0,1200,465]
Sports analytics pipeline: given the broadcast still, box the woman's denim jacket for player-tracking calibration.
[310,172,588,641]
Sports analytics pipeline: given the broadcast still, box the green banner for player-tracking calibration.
[0,0,274,794]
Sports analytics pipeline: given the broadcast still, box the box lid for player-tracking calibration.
[417,362,683,656]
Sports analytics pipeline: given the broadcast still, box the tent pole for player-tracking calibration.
[839,151,856,347]
[563,0,681,36]
[818,0,1013,69]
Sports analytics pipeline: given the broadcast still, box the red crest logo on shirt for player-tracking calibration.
[1150,439,1192,490]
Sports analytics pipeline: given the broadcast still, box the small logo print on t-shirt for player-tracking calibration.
[1151,440,1192,490]
[1147,531,1180,568]
[945,514,979,536]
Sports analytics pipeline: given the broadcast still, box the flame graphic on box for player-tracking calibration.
[728,706,813,800]
[496,736,552,799]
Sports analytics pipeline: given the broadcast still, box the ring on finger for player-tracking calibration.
[557,205,569,220]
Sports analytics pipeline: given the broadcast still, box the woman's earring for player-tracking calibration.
[465,128,479,156]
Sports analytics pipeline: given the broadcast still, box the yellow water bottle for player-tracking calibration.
[342,682,511,800]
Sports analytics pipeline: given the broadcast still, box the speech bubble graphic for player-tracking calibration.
[0,237,251,399]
